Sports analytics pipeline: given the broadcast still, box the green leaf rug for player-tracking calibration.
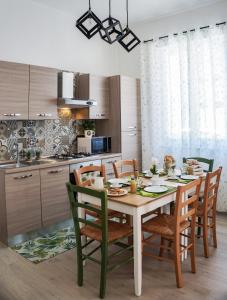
[12,227,76,264]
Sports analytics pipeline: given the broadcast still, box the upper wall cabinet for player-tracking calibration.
[29,66,58,120]
[78,74,110,119]
[0,61,29,120]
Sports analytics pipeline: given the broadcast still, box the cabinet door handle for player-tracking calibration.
[14,174,33,180]
[48,169,63,174]
[101,113,105,117]
[37,113,52,117]
[3,113,21,117]
[128,126,136,129]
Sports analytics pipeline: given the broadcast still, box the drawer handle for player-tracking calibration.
[36,113,52,117]
[107,160,117,164]
[107,172,114,176]
[3,113,21,117]
[48,169,63,174]
[14,174,33,180]
[128,133,137,136]
[128,126,136,129]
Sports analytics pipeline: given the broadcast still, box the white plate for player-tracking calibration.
[144,186,168,193]
[107,189,128,197]
[181,175,198,180]
[110,183,123,188]
[108,178,129,185]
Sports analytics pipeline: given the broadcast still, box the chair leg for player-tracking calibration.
[77,235,83,286]
[197,217,202,238]
[159,237,165,257]
[190,228,196,274]
[203,218,209,258]
[100,242,108,299]
[212,210,217,248]
[174,239,183,288]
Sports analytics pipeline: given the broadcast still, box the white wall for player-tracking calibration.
[0,0,120,76]
[118,0,227,78]
[0,0,227,78]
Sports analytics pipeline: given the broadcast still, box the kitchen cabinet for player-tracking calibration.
[0,61,29,120]
[78,74,110,119]
[96,76,142,169]
[5,170,41,236]
[29,65,58,119]
[120,76,141,131]
[40,165,70,227]
[101,156,122,180]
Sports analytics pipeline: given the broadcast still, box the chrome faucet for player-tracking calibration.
[13,142,20,167]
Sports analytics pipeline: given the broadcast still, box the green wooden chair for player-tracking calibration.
[183,157,214,172]
[66,183,133,299]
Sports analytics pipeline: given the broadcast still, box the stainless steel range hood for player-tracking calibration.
[58,72,97,108]
[57,98,97,109]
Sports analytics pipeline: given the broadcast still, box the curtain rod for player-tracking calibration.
[143,21,226,43]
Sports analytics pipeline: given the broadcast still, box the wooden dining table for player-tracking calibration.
[77,175,205,297]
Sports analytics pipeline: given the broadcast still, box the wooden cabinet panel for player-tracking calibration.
[40,165,70,227]
[78,74,109,120]
[0,61,29,120]
[29,65,58,120]
[5,170,41,236]
[120,77,141,131]
[121,131,142,169]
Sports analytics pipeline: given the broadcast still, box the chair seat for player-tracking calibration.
[81,220,132,242]
[142,214,190,238]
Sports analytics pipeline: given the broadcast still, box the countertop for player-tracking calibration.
[0,153,122,174]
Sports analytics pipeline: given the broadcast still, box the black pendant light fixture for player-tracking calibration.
[118,0,141,52]
[76,0,102,39]
[99,0,123,44]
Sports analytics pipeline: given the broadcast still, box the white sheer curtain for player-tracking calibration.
[141,24,227,212]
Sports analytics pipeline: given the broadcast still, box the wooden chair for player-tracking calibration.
[142,179,202,288]
[183,157,214,172]
[66,183,133,298]
[113,159,139,178]
[196,167,222,258]
[74,164,123,220]
[113,159,160,223]
[183,157,214,237]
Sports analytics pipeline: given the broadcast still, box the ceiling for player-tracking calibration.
[32,0,223,24]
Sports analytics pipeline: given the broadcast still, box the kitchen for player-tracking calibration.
[0,0,227,299]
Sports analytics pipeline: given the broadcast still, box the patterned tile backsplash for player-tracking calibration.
[0,111,85,161]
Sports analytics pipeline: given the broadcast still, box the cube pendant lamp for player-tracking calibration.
[118,0,141,52]
[99,0,123,44]
[76,0,102,39]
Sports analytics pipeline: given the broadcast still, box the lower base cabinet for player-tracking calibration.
[5,170,42,236]
[101,156,122,180]
[40,165,70,227]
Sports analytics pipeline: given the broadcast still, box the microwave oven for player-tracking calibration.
[77,137,111,154]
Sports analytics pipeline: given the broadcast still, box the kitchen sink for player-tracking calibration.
[0,159,56,169]
[23,159,56,165]
[0,162,27,169]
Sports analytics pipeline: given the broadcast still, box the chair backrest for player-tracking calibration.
[183,157,214,172]
[174,179,202,236]
[66,183,108,244]
[203,167,222,214]
[113,159,139,178]
[74,164,106,187]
